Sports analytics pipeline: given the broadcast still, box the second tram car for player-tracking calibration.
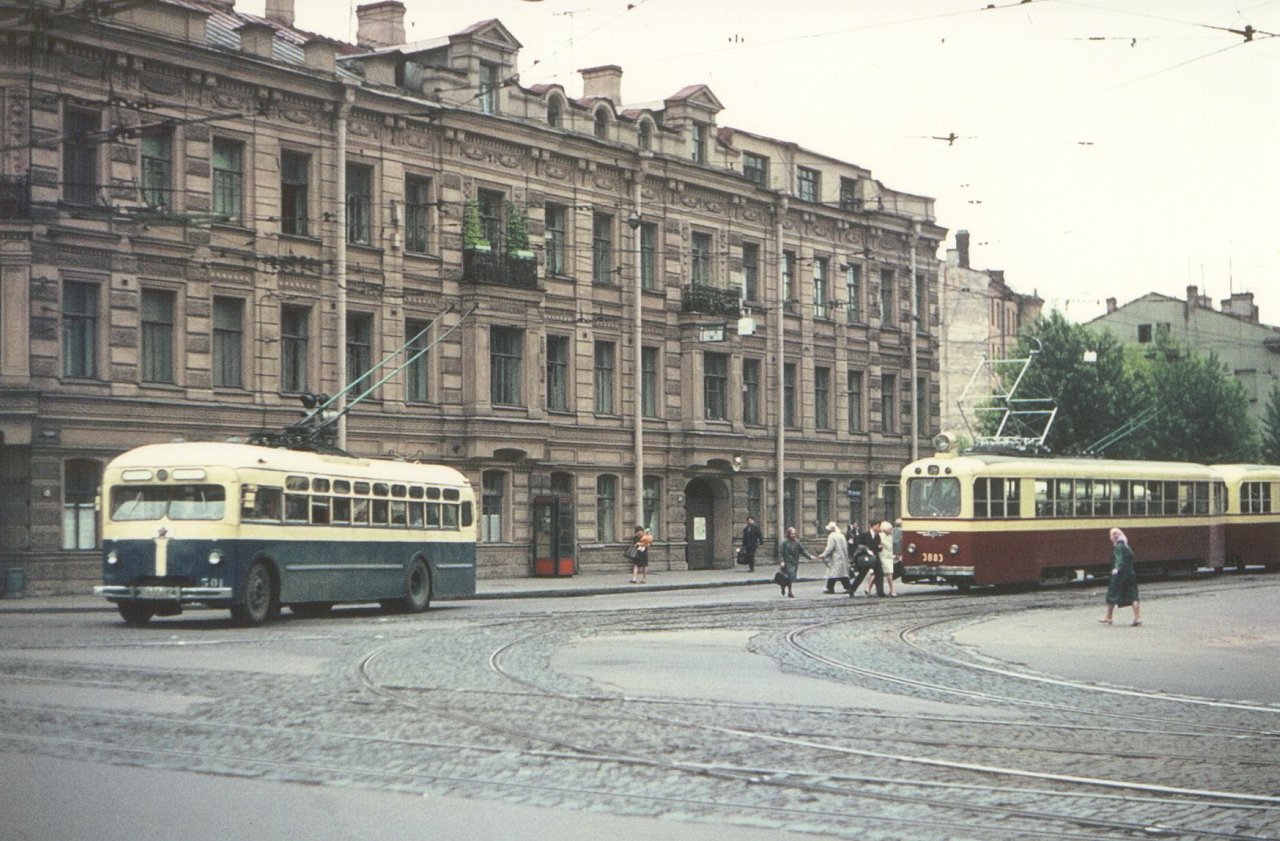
[900,441,1280,588]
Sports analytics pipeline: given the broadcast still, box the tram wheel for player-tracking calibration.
[231,561,276,627]
[118,601,155,626]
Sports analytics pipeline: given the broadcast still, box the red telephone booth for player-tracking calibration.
[532,495,575,576]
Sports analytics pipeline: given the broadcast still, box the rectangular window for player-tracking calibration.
[641,345,659,418]
[783,478,798,533]
[594,341,616,415]
[917,376,930,438]
[880,268,896,325]
[915,272,928,330]
[691,231,713,285]
[742,358,761,426]
[743,152,768,188]
[546,334,569,412]
[280,305,309,392]
[280,151,310,236]
[704,352,728,421]
[481,471,504,541]
[490,327,523,406]
[783,250,796,311]
[405,319,429,402]
[742,242,760,302]
[62,280,98,379]
[479,63,500,114]
[140,289,175,384]
[974,477,1021,519]
[784,363,797,429]
[478,190,504,251]
[747,478,763,521]
[596,475,617,542]
[592,212,613,284]
[212,297,243,388]
[845,264,862,323]
[816,480,832,531]
[814,366,831,430]
[1137,323,1152,343]
[813,256,829,319]
[881,372,898,433]
[63,106,98,204]
[212,138,243,223]
[847,369,864,433]
[839,177,860,211]
[404,175,431,253]
[797,166,819,203]
[63,460,100,550]
[346,163,372,245]
[139,129,172,209]
[640,222,658,291]
[690,123,707,163]
[643,476,662,538]
[346,312,372,389]
[545,203,567,275]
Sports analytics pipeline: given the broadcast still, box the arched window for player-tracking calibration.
[596,474,617,542]
[637,119,652,151]
[547,97,562,128]
[593,109,609,140]
[643,475,662,538]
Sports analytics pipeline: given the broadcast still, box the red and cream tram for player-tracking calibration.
[900,438,1280,588]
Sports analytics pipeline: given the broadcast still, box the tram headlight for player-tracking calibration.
[208,550,222,566]
[907,543,917,554]
[949,544,960,556]
[106,550,118,565]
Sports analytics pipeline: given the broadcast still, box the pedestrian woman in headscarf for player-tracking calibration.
[1100,527,1142,626]
[777,526,811,598]
[818,521,852,594]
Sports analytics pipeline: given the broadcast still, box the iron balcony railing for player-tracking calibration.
[462,248,539,290]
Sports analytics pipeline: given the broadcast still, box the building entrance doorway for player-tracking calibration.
[684,477,729,569]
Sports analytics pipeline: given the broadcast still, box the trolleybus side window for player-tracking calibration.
[332,479,351,524]
[242,485,282,521]
[284,475,309,522]
[461,500,474,528]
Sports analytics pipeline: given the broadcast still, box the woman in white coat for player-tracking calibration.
[877,520,898,597]
[818,521,852,594]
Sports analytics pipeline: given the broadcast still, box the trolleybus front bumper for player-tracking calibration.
[94,585,233,602]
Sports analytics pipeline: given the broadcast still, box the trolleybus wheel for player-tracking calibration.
[231,561,276,627]
[118,601,155,626]
[396,557,431,614]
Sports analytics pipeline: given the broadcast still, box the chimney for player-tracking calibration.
[265,0,293,27]
[1106,297,1117,314]
[357,1,406,49]
[239,21,275,58]
[956,229,970,269]
[580,65,623,103]
[1221,292,1259,323]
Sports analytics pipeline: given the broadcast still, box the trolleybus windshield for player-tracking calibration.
[110,484,227,521]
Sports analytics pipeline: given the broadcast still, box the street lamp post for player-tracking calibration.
[628,166,645,532]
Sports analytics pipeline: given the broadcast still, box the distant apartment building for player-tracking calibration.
[0,0,945,595]
[937,231,1043,439]
[1088,286,1280,427]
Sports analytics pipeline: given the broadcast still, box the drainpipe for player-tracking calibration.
[335,84,355,450]
[775,196,788,540]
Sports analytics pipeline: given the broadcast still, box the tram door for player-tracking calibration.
[532,495,576,576]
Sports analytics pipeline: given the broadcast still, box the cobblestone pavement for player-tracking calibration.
[0,576,1277,840]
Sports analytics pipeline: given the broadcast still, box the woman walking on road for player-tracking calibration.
[1100,527,1141,626]
[778,526,812,598]
[877,520,898,597]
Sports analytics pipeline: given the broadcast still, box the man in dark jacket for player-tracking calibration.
[848,523,884,597]
[740,516,764,572]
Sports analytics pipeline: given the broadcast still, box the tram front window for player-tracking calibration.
[908,477,961,518]
[111,484,226,521]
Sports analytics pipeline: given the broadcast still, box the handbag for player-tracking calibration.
[773,569,788,586]
[735,547,748,565]
[853,548,875,573]
[624,544,638,561]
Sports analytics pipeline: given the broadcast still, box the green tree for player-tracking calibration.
[1257,384,1280,464]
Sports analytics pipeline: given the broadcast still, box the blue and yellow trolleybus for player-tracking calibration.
[94,442,477,626]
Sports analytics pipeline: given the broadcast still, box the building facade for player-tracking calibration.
[1088,287,1280,428]
[937,231,1042,439]
[0,0,944,595]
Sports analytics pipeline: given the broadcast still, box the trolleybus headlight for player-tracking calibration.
[208,550,222,566]
[106,550,118,565]
[949,544,960,555]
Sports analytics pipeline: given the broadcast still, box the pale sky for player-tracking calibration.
[243,0,1280,326]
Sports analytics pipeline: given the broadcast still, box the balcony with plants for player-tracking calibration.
[461,200,539,290]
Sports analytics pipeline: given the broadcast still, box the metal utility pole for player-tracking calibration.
[774,197,788,540]
[909,219,921,461]
[335,85,355,450]
[630,161,647,530]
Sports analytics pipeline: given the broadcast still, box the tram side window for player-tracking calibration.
[1074,479,1092,516]
[1034,480,1050,517]
[1130,481,1148,516]
[1111,481,1128,516]
[1054,479,1073,517]
[242,486,283,522]
[1092,480,1112,517]
[1243,481,1273,514]
[1193,481,1209,515]
[974,477,1019,519]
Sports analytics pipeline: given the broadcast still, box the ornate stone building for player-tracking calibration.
[0,0,944,595]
